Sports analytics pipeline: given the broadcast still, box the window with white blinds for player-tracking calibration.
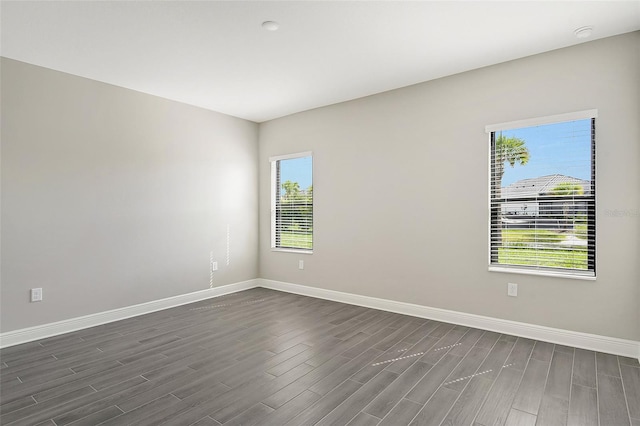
[487,111,596,278]
[270,152,313,251]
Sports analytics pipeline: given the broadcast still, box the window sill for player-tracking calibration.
[271,248,313,255]
[488,266,596,281]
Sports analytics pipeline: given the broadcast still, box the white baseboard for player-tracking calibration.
[3,277,638,361]
[259,279,640,361]
[0,279,259,348]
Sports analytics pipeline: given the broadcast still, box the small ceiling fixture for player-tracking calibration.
[262,21,279,31]
[574,26,593,39]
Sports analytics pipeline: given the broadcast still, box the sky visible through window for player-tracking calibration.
[280,156,312,190]
[499,119,592,187]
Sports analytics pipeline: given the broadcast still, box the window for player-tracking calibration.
[270,152,313,251]
[487,110,596,278]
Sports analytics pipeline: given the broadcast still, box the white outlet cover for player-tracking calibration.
[508,283,518,297]
[30,288,43,302]
[299,260,304,270]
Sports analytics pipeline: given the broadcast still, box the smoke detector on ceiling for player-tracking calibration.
[262,21,279,31]
[574,26,593,39]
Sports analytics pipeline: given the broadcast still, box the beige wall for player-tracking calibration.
[259,32,640,341]
[2,33,638,341]
[1,58,259,332]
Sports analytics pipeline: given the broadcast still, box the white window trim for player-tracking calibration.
[271,248,314,255]
[486,110,597,279]
[489,266,596,281]
[485,109,598,133]
[270,151,313,253]
[269,151,313,162]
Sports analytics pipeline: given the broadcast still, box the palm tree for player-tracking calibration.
[493,134,530,255]
[494,135,530,187]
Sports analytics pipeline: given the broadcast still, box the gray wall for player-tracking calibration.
[2,33,638,342]
[1,58,259,332]
[259,32,640,341]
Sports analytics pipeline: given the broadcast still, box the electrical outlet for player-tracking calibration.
[31,288,43,302]
[211,261,218,272]
[508,283,518,297]
[298,260,304,270]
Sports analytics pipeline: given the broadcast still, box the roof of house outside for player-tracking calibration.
[501,174,591,198]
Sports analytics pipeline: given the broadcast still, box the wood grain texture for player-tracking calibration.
[441,376,493,426]
[572,348,596,388]
[364,361,432,419]
[345,412,381,426]
[505,408,537,426]
[596,352,621,377]
[0,288,636,426]
[536,395,568,426]
[621,364,640,420]
[544,351,573,401]
[409,386,459,426]
[474,367,524,426]
[378,399,423,426]
[530,341,554,363]
[567,384,598,426]
[511,358,550,416]
[598,374,631,426]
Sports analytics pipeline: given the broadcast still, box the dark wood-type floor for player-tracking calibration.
[1,288,638,426]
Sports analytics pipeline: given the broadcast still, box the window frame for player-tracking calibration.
[486,110,597,280]
[270,151,313,254]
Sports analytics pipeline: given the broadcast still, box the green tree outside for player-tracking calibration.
[493,135,530,248]
[279,180,313,249]
[549,181,586,232]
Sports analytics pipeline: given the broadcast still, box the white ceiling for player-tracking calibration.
[2,1,639,122]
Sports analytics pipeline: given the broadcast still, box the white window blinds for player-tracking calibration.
[270,153,313,251]
[488,111,596,277]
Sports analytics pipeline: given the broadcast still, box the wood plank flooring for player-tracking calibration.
[1,288,638,425]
